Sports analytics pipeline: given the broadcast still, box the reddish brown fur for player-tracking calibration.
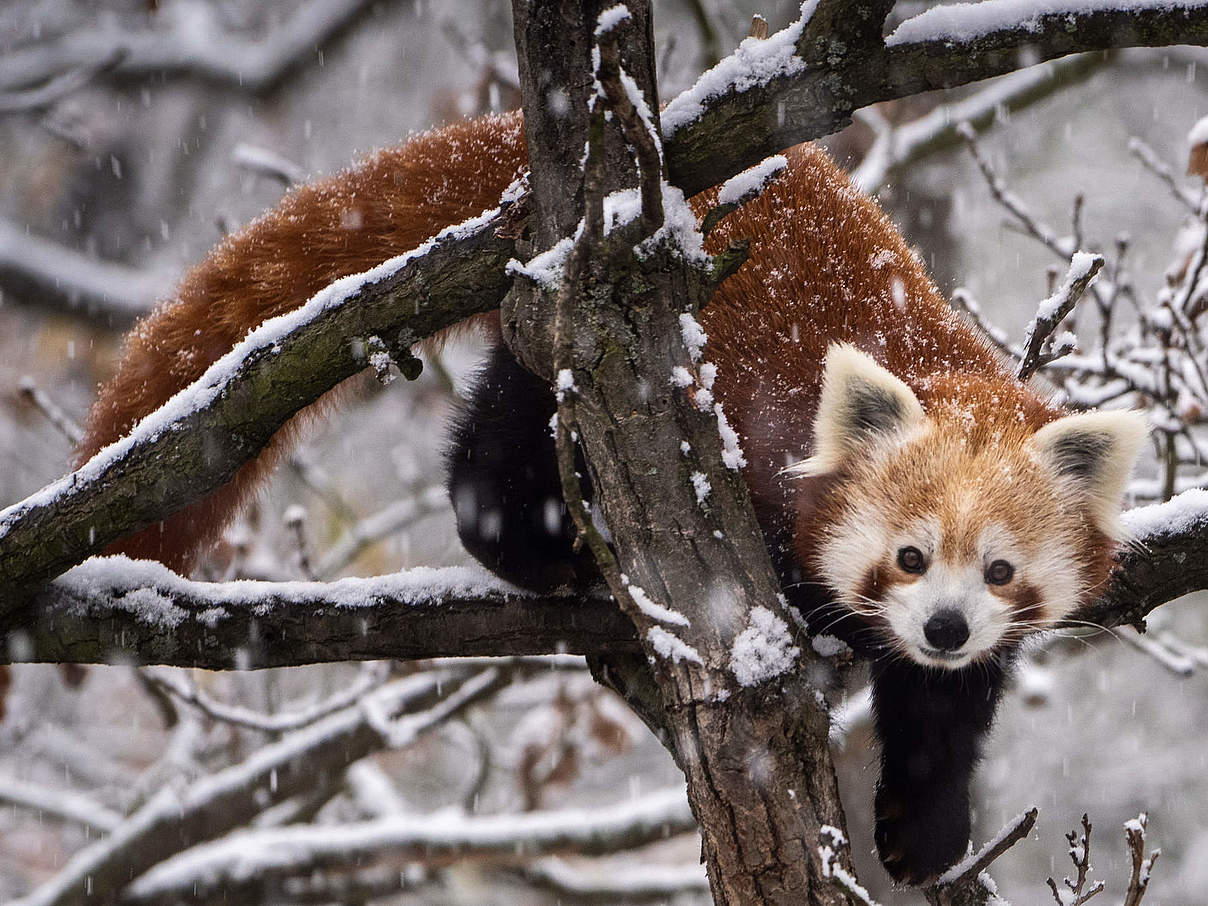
[82,115,1117,596]
[79,113,527,570]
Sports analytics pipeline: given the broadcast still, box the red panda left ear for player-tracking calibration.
[1030,410,1150,537]
[785,343,925,477]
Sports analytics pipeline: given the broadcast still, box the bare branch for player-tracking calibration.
[1129,136,1203,214]
[1046,814,1106,906]
[17,377,84,445]
[523,858,710,902]
[0,49,126,113]
[142,661,391,733]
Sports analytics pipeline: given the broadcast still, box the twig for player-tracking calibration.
[929,807,1038,901]
[314,485,448,579]
[1018,253,1104,381]
[142,661,391,734]
[1129,136,1202,214]
[283,504,316,581]
[1046,814,1106,905]
[1122,813,1160,906]
[950,288,1017,361]
[231,143,306,186]
[0,774,122,835]
[16,377,84,444]
[0,49,126,113]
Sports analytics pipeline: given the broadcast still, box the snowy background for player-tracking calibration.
[1,0,1207,903]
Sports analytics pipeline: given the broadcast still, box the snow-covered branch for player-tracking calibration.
[12,667,510,906]
[121,787,696,904]
[0,218,165,324]
[0,0,390,95]
[662,0,1208,196]
[0,205,518,610]
[8,558,635,668]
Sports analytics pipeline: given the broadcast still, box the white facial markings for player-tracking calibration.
[977,523,1083,625]
[816,502,889,611]
[883,559,1013,670]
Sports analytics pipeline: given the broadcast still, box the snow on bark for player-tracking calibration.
[0,206,503,544]
[730,606,801,687]
[661,1,813,136]
[888,0,1206,47]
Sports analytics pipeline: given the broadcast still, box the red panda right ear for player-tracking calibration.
[785,343,925,478]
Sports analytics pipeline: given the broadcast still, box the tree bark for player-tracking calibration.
[506,3,854,902]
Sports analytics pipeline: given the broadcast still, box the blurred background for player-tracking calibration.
[1,1,1206,903]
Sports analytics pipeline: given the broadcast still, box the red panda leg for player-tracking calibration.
[446,342,598,591]
[870,652,1012,884]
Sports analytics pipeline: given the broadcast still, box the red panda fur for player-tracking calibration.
[79,111,1114,601]
[79,113,527,571]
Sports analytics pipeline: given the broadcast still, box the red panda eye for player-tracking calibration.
[986,560,1014,585]
[896,546,926,574]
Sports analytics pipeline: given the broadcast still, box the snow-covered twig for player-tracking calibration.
[1018,253,1103,381]
[0,0,389,95]
[12,668,504,906]
[1046,814,1105,906]
[523,857,710,901]
[0,218,164,323]
[231,143,307,186]
[0,773,122,835]
[122,786,696,903]
[142,661,391,734]
[314,485,448,579]
[17,377,84,444]
[1129,136,1202,214]
[1118,627,1196,677]
[928,807,1038,903]
[1122,813,1160,906]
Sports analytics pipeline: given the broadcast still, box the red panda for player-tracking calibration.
[77,112,1147,884]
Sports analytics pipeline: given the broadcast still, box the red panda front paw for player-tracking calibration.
[874,783,970,885]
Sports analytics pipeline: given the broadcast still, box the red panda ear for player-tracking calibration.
[1030,410,1150,537]
[786,344,925,477]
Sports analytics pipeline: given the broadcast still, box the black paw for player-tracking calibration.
[874,784,970,885]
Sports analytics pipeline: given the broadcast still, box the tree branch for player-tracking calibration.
[5,559,637,668]
[0,206,518,609]
[12,667,509,906]
[120,787,696,904]
[4,1,1208,610]
[0,0,395,95]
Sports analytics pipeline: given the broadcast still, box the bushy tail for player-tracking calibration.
[77,112,527,572]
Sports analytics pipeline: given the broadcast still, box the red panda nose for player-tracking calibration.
[923,609,970,651]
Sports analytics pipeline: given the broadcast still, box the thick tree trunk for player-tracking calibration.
[506,3,857,903]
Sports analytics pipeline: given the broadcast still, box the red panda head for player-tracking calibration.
[789,344,1149,670]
